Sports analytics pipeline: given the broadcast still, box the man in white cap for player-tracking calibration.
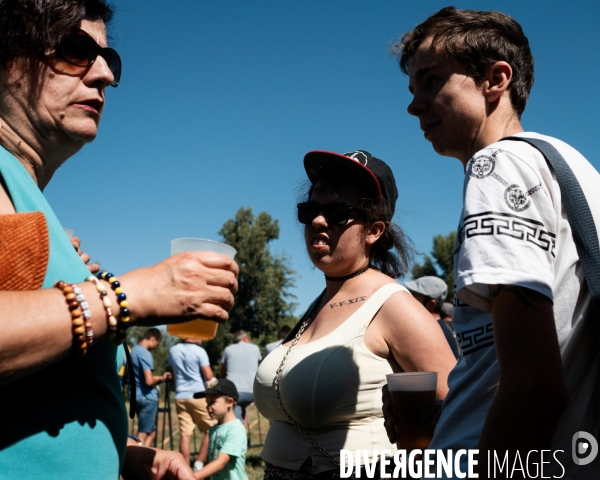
[404,276,460,358]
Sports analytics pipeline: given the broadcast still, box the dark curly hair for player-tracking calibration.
[303,172,414,279]
[391,6,534,118]
[0,0,114,69]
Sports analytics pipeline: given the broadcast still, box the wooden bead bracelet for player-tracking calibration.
[99,272,131,345]
[54,280,88,356]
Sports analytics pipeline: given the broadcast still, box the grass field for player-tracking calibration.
[125,389,269,479]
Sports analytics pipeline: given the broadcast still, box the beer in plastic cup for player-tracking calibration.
[386,372,438,451]
[167,238,237,341]
[63,227,75,239]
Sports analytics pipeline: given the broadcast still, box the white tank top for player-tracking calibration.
[254,283,408,474]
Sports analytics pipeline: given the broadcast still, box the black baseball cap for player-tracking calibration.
[303,150,398,216]
[193,379,239,402]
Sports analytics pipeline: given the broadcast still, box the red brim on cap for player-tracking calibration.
[303,150,383,203]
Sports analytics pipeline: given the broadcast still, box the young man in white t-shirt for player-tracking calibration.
[384,6,600,478]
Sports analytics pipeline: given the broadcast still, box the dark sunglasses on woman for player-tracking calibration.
[297,201,366,226]
[54,28,121,87]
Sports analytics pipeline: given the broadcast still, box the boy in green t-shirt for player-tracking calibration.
[193,379,248,480]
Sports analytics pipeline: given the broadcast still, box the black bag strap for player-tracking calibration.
[501,136,600,303]
[123,342,137,419]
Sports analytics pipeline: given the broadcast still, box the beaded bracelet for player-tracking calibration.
[99,272,131,345]
[86,275,119,343]
[73,284,93,346]
[54,280,88,356]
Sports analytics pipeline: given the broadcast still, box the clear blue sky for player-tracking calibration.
[45,0,600,316]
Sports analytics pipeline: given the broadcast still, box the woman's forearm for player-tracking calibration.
[0,281,115,384]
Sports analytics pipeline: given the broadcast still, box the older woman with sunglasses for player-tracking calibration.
[254,150,456,479]
[0,1,237,479]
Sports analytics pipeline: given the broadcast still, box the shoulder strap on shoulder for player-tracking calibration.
[282,289,325,343]
[501,136,600,303]
[354,283,409,333]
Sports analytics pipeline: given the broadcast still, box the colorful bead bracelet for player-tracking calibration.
[99,272,131,345]
[54,280,88,356]
[87,273,131,345]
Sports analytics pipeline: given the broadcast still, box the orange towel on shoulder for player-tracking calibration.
[0,211,49,290]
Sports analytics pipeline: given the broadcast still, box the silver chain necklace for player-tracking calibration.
[274,315,347,470]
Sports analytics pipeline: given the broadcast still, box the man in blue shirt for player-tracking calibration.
[221,331,262,426]
[169,339,217,470]
[130,328,171,447]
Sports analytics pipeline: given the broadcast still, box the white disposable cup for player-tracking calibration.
[167,238,236,341]
[386,372,438,392]
[171,238,237,257]
[63,227,75,239]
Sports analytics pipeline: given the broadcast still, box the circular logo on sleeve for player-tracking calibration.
[504,184,530,212]
[470,155,495,179]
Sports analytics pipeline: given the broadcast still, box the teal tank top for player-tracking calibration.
[0,147,127,478]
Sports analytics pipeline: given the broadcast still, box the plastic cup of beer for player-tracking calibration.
[167,238,237,341]
[386,372,438,451]
[63,227,75,239]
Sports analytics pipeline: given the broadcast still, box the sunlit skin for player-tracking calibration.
[0,16,115,188]
[206,394,237,423]
[295,179,456,404]
[406,37,522,166]
[304,182,377,278]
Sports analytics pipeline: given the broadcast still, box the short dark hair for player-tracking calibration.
[429,297,443,315]
[393,6,534,118]
[440,302,454,320]
[143,328,163,342]
[0,0,114,69]
[278,325,291,340]
[304,174,414,279]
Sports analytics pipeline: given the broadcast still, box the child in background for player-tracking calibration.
[193,379,248,480]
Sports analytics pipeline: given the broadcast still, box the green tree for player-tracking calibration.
[412,231,456,301]
[203,207,297,365]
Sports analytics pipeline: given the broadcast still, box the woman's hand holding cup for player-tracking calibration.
[120,249,239,326]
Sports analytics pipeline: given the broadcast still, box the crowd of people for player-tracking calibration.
[1,1,599,479]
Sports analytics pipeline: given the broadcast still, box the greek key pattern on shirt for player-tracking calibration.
[453,297,469,308]
[455,211,556,257]
[458,323,494,355]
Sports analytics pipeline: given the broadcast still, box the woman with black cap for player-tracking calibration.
[254,150,456,479]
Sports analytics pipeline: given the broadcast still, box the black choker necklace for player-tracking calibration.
[324,265,371,282]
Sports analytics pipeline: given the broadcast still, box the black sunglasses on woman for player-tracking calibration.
[297,201,366,226]
[54,28,121,87]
